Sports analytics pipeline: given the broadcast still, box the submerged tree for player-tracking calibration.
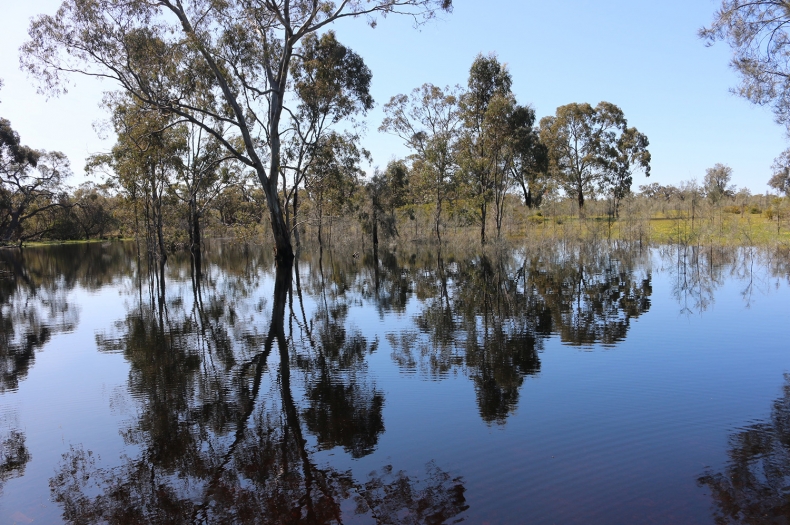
[22,0,452,264]
[364,161,409,249]
[305,132,367,250]
[87,99,183,264]
[283,30,373,249]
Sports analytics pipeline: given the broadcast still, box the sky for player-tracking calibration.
[0,0,786,194]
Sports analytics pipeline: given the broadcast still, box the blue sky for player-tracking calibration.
[1,0,786,193]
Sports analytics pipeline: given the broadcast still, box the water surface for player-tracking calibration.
[0,241,789,524]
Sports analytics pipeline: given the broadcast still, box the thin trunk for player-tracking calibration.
[317,201,324,249]
[372,208,379,248]
[154,183,167,263]
[293,184,300,248]
[434,198,442,244]
[480,202,487,245]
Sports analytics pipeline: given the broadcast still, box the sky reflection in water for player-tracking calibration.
[0,241,789,524]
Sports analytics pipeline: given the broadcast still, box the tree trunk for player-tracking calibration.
[259,165,294,265]
[189,196,202,253]
[317,201,324,249]
[153,182,167,263]
[372,209,379,248]
[293,184,301,248]
[480,202,487,245]
[0,212,20,243]
[434,198,442,244]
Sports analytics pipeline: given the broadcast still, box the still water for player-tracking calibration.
[0,240,788,524]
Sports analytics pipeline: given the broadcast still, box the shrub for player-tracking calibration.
[723,205,741,214]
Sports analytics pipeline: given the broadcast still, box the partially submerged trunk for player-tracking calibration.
[257,166,294,266]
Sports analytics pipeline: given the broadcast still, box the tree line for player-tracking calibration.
[3,0,790,256]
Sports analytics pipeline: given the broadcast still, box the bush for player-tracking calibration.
[723,205,741,214]
[528,215,545,225]
[749,206,762,214]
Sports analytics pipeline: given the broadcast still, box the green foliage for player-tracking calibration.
[539,101,650,213]
[703,163,735,204]
[0,118,71,244]
[702,1,790,127]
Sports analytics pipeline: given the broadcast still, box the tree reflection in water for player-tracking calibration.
[0,424,29,496]
[0,243,138,392]
[52,248,467,524]
[388,242,652,424]
[699,374,790,524]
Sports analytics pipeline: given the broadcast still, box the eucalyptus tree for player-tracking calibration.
[539,101,650,213]
[703,163,735,204]
[364,161,409,250]
[304,131,367,249]
[701,1,790,128]
[381,83,461,243]
[283,30,373,248]
[457,53,513,245]
[171,119,239,259]
[509,105,549,209]
[69,181,118,239]
[87,99,185,263]
[602,126,651,216]
[482,93,517,240]
[22,0,453,265]
[0,118,71,244]
[770,150,790,196]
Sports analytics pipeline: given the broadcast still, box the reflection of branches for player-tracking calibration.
[53,254,467,523]
[699,374,790,524]
[0,428,29,494]
[767,244,790,285]
[0,249,82,392]
[387,242,650,424]
[662,245,722,315]
[662,245,777,313]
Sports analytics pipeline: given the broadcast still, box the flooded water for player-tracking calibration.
[0,240,789,524]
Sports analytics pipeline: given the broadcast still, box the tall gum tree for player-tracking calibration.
[539,101,649,213]
[457,53,513,245]
[21,0,452,265]
[283,30,373,249]
[380,83,461,243]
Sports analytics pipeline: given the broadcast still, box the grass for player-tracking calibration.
[4,237,129,248]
